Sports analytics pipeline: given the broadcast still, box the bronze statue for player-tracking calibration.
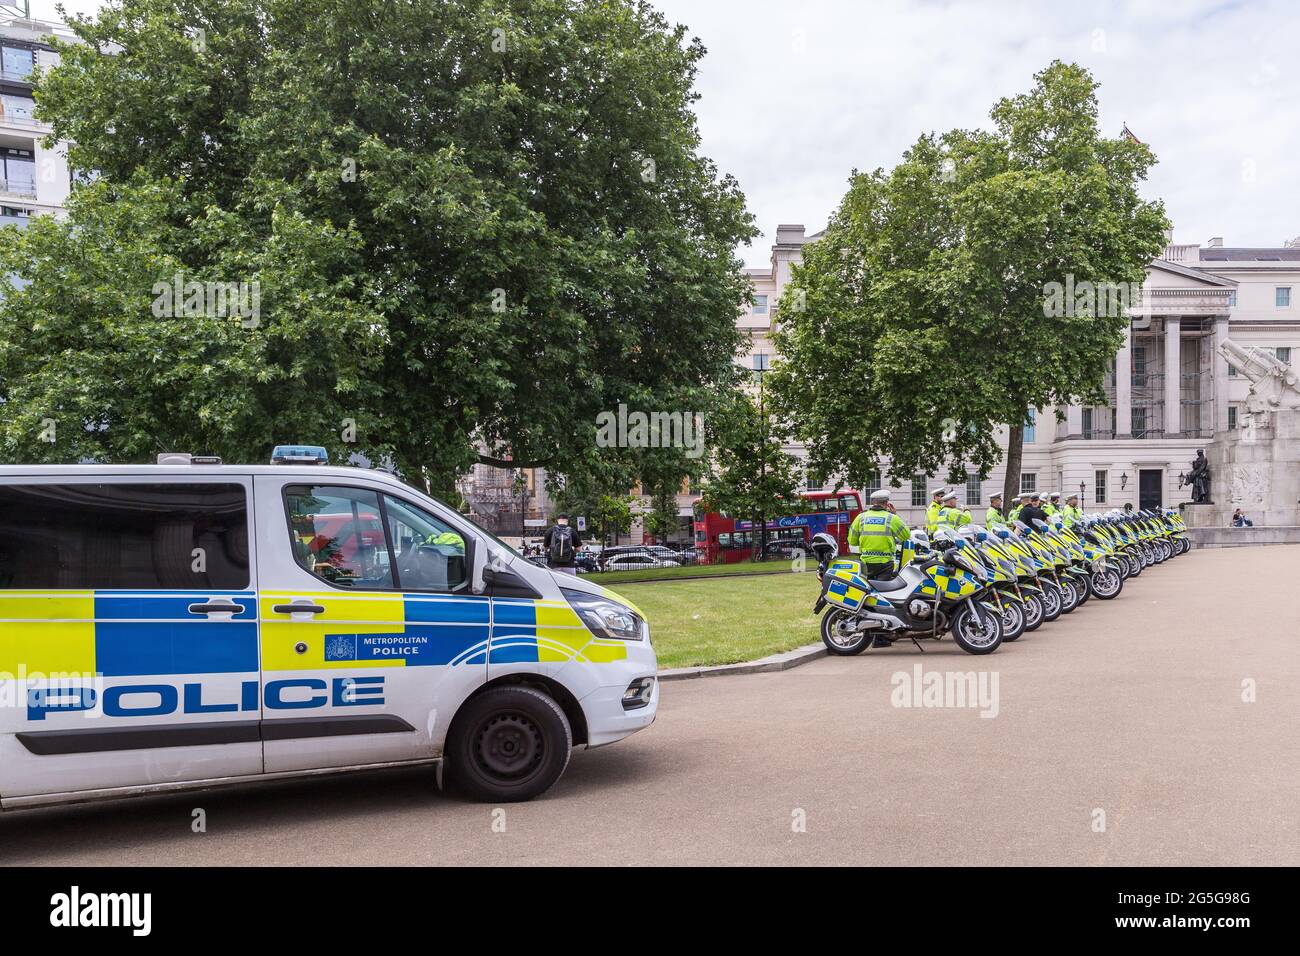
[1185,449,1211,504]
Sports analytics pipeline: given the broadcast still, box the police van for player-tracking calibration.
[0,448,657,809]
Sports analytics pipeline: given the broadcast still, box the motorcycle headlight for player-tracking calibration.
[562,588,645,641]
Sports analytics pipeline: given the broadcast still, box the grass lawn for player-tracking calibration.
[607,571,824,669]
[588,560,794,584]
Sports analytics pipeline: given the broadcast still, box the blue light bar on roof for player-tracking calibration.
[270,445,329,465]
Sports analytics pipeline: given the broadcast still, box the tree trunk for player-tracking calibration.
[1002,407,1027,509]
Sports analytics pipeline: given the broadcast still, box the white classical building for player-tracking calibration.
[738,224,1300,527]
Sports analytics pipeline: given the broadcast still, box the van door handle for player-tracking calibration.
[272,603,326,615]
[189,600,245,616]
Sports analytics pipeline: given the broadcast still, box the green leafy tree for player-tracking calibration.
[552,488,636,546]
[698,387,801,560]
[0,0,754,495]
[641,480,683,543]
[768,61,1170,505]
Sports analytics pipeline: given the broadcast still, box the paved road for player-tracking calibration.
[4,544,1298,866]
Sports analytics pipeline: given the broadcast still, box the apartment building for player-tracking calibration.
[0,14,73,228]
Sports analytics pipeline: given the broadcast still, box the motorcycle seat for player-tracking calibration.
[868,575,908,591]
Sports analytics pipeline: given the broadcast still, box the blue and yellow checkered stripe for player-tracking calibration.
[0,590,259,676]
[259,591,491,670]
[487,598,628,664]
[0,589,625,678]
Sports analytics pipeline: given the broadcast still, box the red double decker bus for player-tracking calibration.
[693,489,864,564]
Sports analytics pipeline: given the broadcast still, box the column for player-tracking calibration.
[1163,316,1181,437]
[1066,404,1083,439]
[1115,321,1132,437]
[1212,315,1230,435]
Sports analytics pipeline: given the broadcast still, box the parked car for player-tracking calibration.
[602,552,679,571]
[642,545,685,565]
[763,539,809,559]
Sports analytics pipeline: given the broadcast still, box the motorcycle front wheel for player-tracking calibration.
[820,608,871,656]
[1021,592,1045,631]
[1058,574,1081,614]
[1073,571,1093,605]
[1090,567,1123,599]
[999,597,1026,642]
[1039,581,1063,621]
[949,602,1003,655]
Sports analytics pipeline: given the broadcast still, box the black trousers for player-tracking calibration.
[862,561,894,580]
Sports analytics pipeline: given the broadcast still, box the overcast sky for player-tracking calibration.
[33,0,1300,266]
[650,0,1300,264]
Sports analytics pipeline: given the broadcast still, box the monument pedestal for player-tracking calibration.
[1180,503,1220,529]
[1203,413,1300,526]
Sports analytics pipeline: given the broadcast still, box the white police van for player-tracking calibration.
[0,447,657,809]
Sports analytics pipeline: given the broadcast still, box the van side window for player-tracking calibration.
[382,494,469,592]
[0,483,249,589]
[284,486,395,589]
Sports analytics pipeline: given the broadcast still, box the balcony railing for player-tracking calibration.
[0,114,45,130]
[0,179,38,198]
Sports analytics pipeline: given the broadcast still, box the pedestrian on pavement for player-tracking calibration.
[543,513,582,574]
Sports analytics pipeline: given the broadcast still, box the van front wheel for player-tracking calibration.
[445,686,573,802]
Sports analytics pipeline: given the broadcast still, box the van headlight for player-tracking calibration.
[562,589,644,641]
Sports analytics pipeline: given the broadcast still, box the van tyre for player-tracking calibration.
[445,686,572,802]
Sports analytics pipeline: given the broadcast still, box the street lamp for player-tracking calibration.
[1119,471,1129,491]
[753,353,771,562]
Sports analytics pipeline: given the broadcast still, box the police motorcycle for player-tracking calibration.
[1053,517,1124,601]
[1094,514,1144,578]
[1022,519,1092,612]
[1000,522,1070,621]
[1140,509,1184,562]
[983,526,1051,632]
[1163,509,1192,555]
[988,523,1063,624]
[809,530,1004,655]
[953,526,1034,641]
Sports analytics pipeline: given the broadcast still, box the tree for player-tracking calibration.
[553,486,636,546]
[768,61,1170,504]
[0,0,755,495]
[641,479,683,543]
[698,387,801,560]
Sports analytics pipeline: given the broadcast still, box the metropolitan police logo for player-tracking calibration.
[324,634,357,662]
